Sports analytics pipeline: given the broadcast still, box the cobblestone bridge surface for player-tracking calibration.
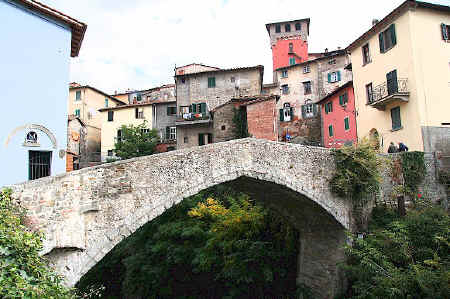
[9,138,445,298]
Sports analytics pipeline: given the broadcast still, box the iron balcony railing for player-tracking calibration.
[368,78,409,105]
[177,112,210,122]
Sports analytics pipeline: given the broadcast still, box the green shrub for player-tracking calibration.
[0,189,76,298]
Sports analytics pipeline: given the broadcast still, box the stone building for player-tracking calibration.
[68,83,126,169]
[274,49,352,145]
[174,64,264,149]
[211,95,280,143]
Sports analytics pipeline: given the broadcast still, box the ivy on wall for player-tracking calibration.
[232,107,249,139]
[401,151,425,196]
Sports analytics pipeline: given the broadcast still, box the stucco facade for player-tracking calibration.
[348,1,450,152]
[0,0,86,186]
[99,104,153,161]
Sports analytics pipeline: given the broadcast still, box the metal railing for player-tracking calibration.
[177,112,210,121]
[368,78,408,104]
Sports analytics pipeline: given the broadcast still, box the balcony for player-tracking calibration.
[176,112,211,126]
[368,78,409,110]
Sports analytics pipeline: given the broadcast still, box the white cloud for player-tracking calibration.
[43,0,449,94]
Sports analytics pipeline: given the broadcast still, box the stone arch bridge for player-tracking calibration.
[9,138,444,298]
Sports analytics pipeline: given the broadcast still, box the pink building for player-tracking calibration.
[318,81,357,148]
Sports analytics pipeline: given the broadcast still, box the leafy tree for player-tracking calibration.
[77,186,299,298]
[0,189,76,298]
[340,203,450,299]
[114,121,159,160]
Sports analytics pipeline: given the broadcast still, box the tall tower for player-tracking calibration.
[266,18,310,81]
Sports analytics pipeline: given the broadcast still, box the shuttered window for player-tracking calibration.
[105,98,109,107]
[386,70,398,95]
[328,125,334,137]
[325,102,333,114]
[275,24,281,33]
[75,109,80,117]
[167,106,177,115]
[289,57,296,65]
[344,117,350,131]
[379,23,397,53]
[285,24,291,32]
[328,71,341,83]
[339,92,348,106]
[75,90,81,101]
[208,77,216,88]
[391,106,402,130]
[442,23,449,41]
[295,22,301,31]
[108,111,114,121]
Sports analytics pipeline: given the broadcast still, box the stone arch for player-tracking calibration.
[4,123,58,149]
[11,138,351,294]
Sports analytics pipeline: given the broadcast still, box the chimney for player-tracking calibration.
[325,48,328,53]
[372,19,379,26]
[337,46,341,50]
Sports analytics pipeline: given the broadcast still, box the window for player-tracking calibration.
[74,109,80,117]
[184,136,188,143]
[181,77,186,84]
[303,81,312,95]
[362,44,371,64]
[167,106,177,115]
[279,103,293,122]
[166,126,176,140]
[208,77,216,88]
[325,102,333,114]
[135,108,144,119]
[441,23,450,41]
[198,133,213,146]
[230,76,235,83]
[190,103,207,115]
[328,71,341,83]
[289,57,296,65]
[301,103,316,119]
[107,150,113,157]
[108,111,114,121]
[221,125,226,130]
[281,70,288,78]
[391,106,402,130]
[303,65,310,74]
[366,83,373,103]
[379,24,397,53]
[328,59,336,65]
[180,106,190,117]
[117,129,122,143]
[75,90,81,101]
[73,156,80,170]
[339,92,349,106]
[141,128,150,134]
[344,117,350,131]
[289,43,293,53]
[281,84,289,95]
[328,125,334,137]
[386,69,398,95]
[28,151,51,180]
[105,98,109,108]
[295,22,301,31]
[285,23,291,32]
[275,24,281,33]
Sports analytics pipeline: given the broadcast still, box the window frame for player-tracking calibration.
[328,71,341,83]
[281,84,289,95]
[107,150,113,157]
[169,126,176,140]
[366,83,373,104]
[295,22,301,31]
[207,77,216,88]
[167,106,177,116]
[303,81,312,95]
[281,70,288,78]
[75,90,81,101]
[285,23,291,32]
[328,125,334,137]
[328,58,336,65]
[107,111,114,122]
[325,102,333,114]
[275,24,281,33]
[74,109,80,117]
[344,117,350,131]
[391,106,402,131]
[362,43,371,65]
[289,57,296,65]
[379,23,397,53]
[303,65,310,74]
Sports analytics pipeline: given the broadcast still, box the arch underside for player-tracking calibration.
[46,170,349,290]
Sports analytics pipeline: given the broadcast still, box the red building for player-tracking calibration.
[265,19,310,80]
[318,81,357,148]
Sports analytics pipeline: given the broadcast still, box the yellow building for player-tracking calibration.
[347,0,450,152]
[99,104,153,161]
[67,83,125,168]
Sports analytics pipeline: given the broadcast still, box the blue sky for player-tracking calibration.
[44,0,449,94]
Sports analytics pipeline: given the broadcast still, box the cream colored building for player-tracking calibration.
[99,104,153,161]
[348,0,450,152]
[68,83,125,167]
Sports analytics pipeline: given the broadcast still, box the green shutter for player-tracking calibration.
[289,107,294,118]
[325,103,328,114]
[328,125,333,137]
[442,23,449,40]
[343,92,348,104]
[339,95,343,106]
[198,133,205,146]
[166,126,170,139]
[327,73,331,83]
[191,104,196,113]
[105,98,108,107]
[390,24,396,46]
[200,103,206,113]
[167,106,171,115]
[208,77,216,88]
[337,71,341,81]
[279,109,284,121]
[391,107,401,130]
[344,118,350,130]
[189,105,192,113]
[379,32,385,53]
